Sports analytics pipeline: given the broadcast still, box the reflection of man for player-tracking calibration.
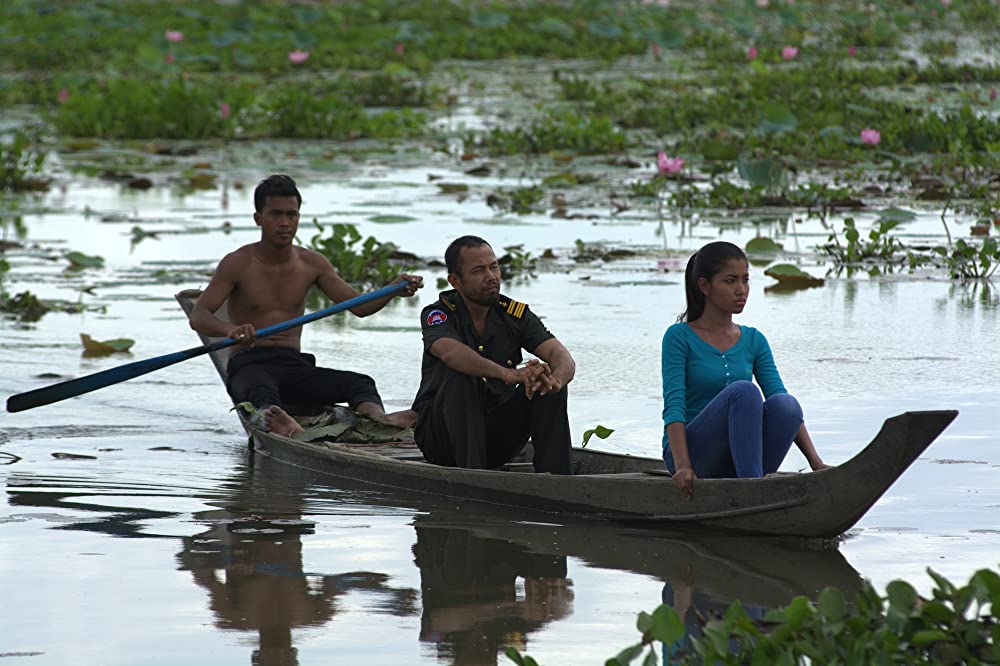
[413,524,574,666]
[412,236,575,473]
[177,513,417,666]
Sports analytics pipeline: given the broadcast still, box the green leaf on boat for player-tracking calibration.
[230,402,259,415]
[758,103,797,134]
[763,263,824,290]
[367,214,416,224]
[745,237,783,258]
[582,425,614,448]
[65,251,105,269]
[80,333,134,355]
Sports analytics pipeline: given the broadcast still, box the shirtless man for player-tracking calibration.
[189,174,422,437]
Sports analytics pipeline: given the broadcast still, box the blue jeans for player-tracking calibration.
[663,381,803,479]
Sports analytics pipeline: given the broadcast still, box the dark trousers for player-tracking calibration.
[226,347,383,412]
[415,370,572,474]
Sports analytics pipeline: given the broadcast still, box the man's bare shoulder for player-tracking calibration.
[295,246,336,271]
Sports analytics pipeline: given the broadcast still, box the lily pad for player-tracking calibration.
[65,251,105,269]
[367,214,416,224]
[736,156,786,189]
[764,263,825,290]
[80,333,135,355]
[701,138,742,161]
[758,103,798,134]
[876,207,916,224]
[745,237,783,258]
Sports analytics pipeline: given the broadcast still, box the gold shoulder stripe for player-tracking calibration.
[514,301,526,318]
[506,300,517,315]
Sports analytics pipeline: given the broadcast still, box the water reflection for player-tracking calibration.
[179,515,417,666]
[413,522,573,666]
[5,452,865,666]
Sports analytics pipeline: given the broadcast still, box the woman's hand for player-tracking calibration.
[673,466,697,499]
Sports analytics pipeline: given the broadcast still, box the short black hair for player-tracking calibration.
[254,174,302,212]
[445,235,492,275]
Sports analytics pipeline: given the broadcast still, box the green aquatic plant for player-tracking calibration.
[307,220,413,290]
[466,111,626,156]
[507,566,1000,665]
[0,129,49,192]
[821,217,907,267]
[487,186,545,215]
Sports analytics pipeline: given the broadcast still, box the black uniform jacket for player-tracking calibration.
[411,289,554,411]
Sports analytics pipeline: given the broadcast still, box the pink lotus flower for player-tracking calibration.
[781,46,798,60]
[57,88,70,104]
[220,103,231,120]
[165,53,175,64]
[651,43,662,57]
[860,128,881,145]
[991,88,998,101]
[657,151,684,175]
[165,30,184,43]
[940,0,951,5]
[847,46,857,58]
[395,42,405,55]
[288,50,310,65]
[747,46,758,60]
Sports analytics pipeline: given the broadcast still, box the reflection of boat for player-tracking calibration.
[177,289,958,539]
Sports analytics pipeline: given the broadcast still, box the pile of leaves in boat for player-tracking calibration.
[507,566,1000,666]
[234,402,412,443]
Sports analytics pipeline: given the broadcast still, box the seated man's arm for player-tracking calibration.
[533,338,575,389]
[429,338,517,385]
[311,252,421,317]
[189,253,254,343]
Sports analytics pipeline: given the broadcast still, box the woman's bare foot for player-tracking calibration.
[263,406,304,437]
[383,409,417,429]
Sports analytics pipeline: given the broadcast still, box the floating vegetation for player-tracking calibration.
[80,333,135,356]
[0,290,50,322]
[763,264,825,291]
[487,186,545,215]
[0,129,49,192]
[65,251,105,270]
[307,221,415,290]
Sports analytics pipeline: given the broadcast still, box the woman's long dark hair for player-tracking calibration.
[678,241,748,322]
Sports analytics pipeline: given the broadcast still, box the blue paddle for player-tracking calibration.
[5,282,408,413]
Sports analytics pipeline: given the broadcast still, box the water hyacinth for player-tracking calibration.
[657,152,683,175]
[860,128,881,145]
[782,46,798,60]
[288,50,310,64]
[165,30,183,43]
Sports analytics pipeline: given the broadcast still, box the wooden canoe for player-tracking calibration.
[176,289,957,540]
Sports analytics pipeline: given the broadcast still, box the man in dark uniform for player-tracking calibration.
[411,236,575,474]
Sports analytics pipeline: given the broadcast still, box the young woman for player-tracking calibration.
[661,241,827,498]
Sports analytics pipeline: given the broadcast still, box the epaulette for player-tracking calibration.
[498,296,527,319]
[439,293,457,311]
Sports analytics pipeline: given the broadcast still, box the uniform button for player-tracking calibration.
[478,345,484,352]
[506,360,512,366]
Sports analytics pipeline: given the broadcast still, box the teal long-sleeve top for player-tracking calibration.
[661,322,786,432]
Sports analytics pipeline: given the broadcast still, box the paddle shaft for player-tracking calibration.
[5,282,407,413]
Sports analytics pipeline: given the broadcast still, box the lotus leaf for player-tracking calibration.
[80,333,135,355]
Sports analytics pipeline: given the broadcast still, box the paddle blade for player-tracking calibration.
[6,345,209,413]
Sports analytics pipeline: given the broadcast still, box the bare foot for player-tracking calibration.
[263,406,304,438]
[383,409,417,429]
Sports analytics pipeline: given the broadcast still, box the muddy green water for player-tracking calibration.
[2,165,999,665]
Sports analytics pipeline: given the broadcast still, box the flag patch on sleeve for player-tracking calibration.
[426,309,448,326]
